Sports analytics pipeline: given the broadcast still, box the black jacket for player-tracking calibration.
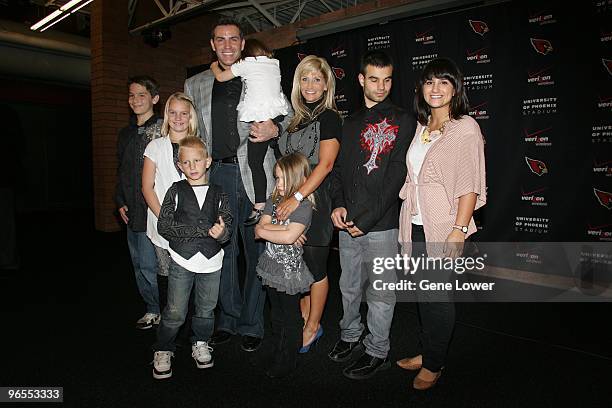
[330,98,414,234]
[157,180,232,259]
[115,115,162,231]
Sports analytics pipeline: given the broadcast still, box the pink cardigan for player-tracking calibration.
[398,115,486,254]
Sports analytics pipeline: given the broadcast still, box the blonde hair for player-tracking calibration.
[288,55,337,133]
[161,92,198,138]
[271,153,314,206]
[178,136,209,159]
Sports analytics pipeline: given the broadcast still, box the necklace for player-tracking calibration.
[421,117,450,144]
[284,121,319,159]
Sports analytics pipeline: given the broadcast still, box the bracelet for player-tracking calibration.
[294,191,304,202]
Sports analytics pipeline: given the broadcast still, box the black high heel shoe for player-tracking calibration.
[244,209,264,226]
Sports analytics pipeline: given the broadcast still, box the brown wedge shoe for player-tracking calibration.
[413,368,442,391]
[396,355,422,371]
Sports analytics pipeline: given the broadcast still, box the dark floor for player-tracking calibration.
[1,209,611,408]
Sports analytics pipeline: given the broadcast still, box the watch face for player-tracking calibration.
[462,226,468,233]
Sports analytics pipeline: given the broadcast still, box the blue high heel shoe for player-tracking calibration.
[299,326,324,354]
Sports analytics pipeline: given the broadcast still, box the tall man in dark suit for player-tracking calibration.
[184,18,293,351]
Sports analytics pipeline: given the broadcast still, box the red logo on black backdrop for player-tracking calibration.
[524,126,552,146]
[521,186,547,206]
[603,58,612,75]
[594,188,612,209]
[331,46,347,58]
[332,67,345,80]
[527,67,554,86]
[466,47,490,63]
[593,158,612,176]
[469,20,489,35]
[469,101,489,120]
[297,53,307,61]
[587,223,612,240]
[530,38,553,55]
[525,157,548,176]
[415,28,436,44]
[599,95,612,109]
[528,10,556,25]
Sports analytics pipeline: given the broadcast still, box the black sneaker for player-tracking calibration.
[328,339,363,362]
[209,330,233,346]
[342,352,390,380]
[241,335,262,352]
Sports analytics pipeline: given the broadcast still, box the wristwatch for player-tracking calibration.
[294,191,304,202]
[452,225,468,234]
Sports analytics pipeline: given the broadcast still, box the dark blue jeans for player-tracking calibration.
[126,228,159,314]
[209,161,266,338]
[154,262,220,351]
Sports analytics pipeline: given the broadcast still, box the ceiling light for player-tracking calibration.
[30,0,93,32]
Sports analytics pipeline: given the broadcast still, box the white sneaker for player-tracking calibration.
[152,351,173,379]
[136,313,160,330]
[192,341,214,369]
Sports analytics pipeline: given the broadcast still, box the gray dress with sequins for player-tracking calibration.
[256,198,314,295]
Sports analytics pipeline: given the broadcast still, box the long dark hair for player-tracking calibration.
[414,58,469,126]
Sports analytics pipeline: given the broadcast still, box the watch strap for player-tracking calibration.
[452,225,468,233]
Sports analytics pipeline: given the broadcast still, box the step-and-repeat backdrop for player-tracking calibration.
[275,0,612,245]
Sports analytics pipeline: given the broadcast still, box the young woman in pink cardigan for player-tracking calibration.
[396,58,486,390]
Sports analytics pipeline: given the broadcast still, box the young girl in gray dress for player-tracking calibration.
[253,153,314,378]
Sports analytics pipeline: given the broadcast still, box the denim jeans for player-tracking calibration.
[209,161,266,338]
[338,229,398,359]
[154,262,221,351]
[126,228,159,314]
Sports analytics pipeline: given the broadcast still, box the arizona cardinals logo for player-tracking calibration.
[469,20,489,36]
[530,38,553,55]
[603,58,612,76]
[332,67,345,80]
[360,118,399,174]
[525,157,548,176]
[594,188,612,209]
[297,53,307,61]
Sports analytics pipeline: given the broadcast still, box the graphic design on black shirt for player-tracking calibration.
[359,118,399,174]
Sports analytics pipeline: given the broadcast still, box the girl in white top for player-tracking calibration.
[142,92,198,276]
[211,38,289,224]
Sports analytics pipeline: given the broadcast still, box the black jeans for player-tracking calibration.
[266,286,301,369]
[412,224,455,372]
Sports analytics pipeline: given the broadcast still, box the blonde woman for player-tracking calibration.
[274,55,342,352]
[142,92,199,309]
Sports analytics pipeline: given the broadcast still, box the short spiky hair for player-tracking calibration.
[128,75,159,96]
[210,17,244,40]
[178,136,208,158]
[360,50,393,75]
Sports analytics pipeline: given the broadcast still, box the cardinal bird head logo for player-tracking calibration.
[603,58,612,76]
[594,188,612,209]
[469,20,489,36]
[297,53,307,61]
[525,156,548,176]
[332,67,345,80]
[530,38,553,55]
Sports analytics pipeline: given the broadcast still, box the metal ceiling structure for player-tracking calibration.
[127,0,370,34]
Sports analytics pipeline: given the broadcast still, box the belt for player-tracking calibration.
[213,156,239,164]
